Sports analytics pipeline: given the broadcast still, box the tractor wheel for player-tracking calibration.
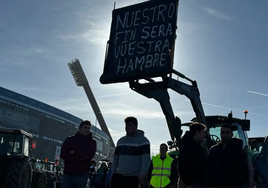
[0,159,6,187]
[4,159,32,188]
[31,171,47,188]
[45,172,56,188]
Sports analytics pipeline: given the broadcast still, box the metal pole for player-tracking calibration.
[68,59,115,148]
[82,83,115,147]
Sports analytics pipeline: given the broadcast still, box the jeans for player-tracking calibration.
[61,173,88,188]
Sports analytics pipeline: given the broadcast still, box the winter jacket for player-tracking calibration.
[112,129,150,177]
[258,136,268,187]
[60,132,96,176]
[178,137,206,186]
[207,139,248,187]
[91,168,108,188]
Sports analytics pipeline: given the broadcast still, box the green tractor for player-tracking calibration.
[168,113,259,159]
[124,65,264,185]
[167,113,264,186]
[248,136,265,153]
[128,70,260,161]
[0,128,47,188]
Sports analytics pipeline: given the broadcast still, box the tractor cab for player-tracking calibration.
[41,160,58,173]
[0,128,34,188]
[0,128,32,157]
[168,114,251,158]
[181,115,250,149]
[248,137,265,153]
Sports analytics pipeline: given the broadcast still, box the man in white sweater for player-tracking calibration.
[111,116,151,188]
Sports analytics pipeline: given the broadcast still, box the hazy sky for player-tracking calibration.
[1,0,268,154]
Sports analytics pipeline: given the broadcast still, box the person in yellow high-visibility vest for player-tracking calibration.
[148,143,177,188]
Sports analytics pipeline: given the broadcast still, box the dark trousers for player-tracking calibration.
[110,173,139,188]
[61,173,88,188]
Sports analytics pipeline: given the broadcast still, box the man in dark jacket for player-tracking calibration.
[178,122,207,188]
[207,124,248,187]
[60,120,97,188]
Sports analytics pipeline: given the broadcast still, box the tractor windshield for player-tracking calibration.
[0,133,22,155]
[181,121,249,149]
[209,123,249,148]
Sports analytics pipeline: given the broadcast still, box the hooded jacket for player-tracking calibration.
[112,130,150,176]
[60,132,96,176]
[178,136,206,186]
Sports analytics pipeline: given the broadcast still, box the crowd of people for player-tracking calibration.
[88,160,112,188]
[178,123,253,187]
[59,117,268,188]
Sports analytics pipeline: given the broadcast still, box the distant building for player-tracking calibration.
[0,86,112,162]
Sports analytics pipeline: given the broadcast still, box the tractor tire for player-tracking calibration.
[56,181,61,188]
[31,171,47,188]
[45,172,56,188]
[4,159,32,188]
[0,159,6,187]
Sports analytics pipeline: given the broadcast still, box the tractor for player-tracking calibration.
[248,136,265,153]
[168,113,255,157]
[35,159,63,188]
[0,128,47,188]
[128,70,265,186]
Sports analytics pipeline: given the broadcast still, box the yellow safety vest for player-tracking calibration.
[150,154,173,188]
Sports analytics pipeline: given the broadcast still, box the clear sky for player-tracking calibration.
[1,0,268,154]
